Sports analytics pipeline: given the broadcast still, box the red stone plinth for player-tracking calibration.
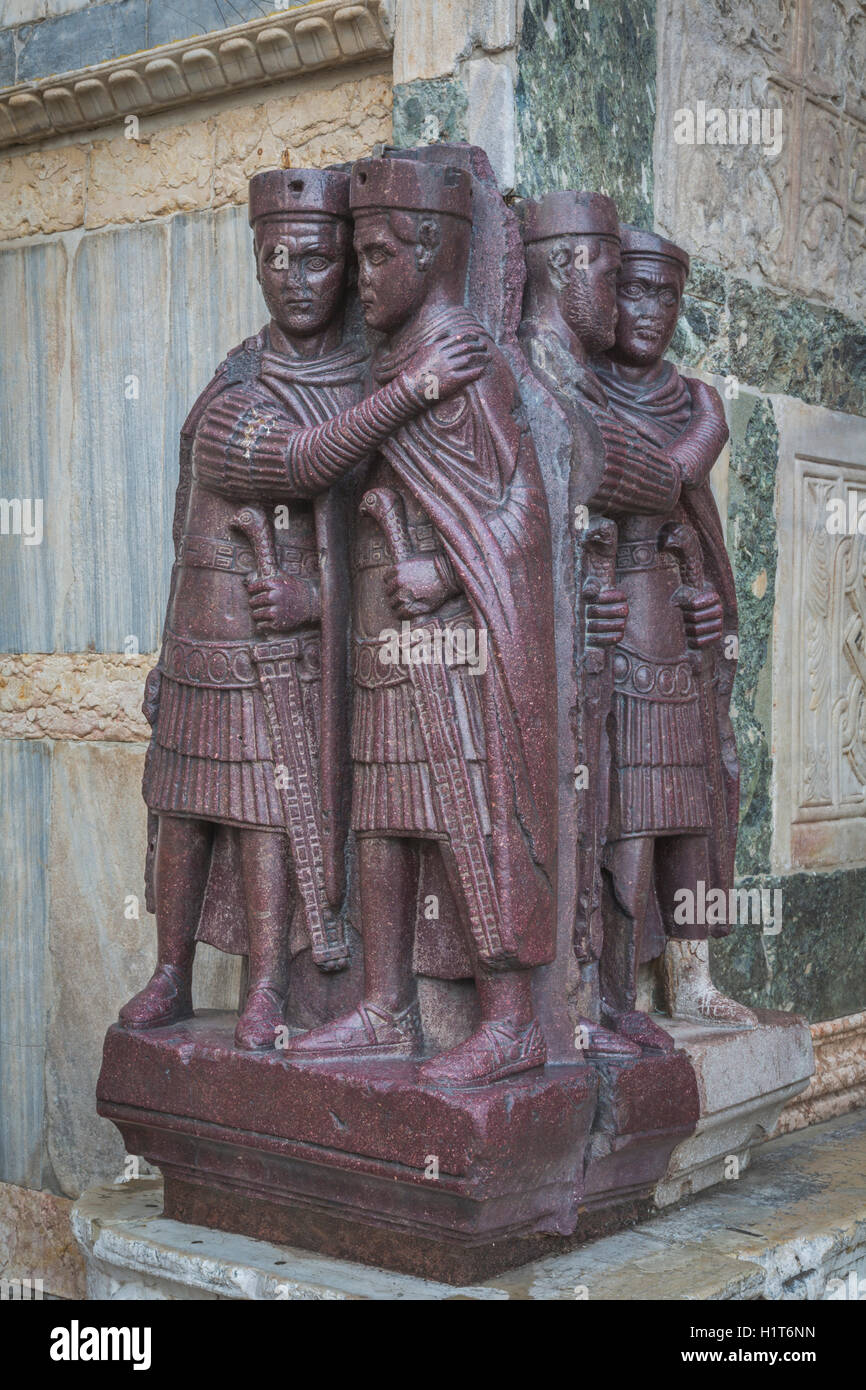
[98,1012,601,1284]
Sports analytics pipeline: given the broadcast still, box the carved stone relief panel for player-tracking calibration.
[656,0,866,321]
[774,398,866,871]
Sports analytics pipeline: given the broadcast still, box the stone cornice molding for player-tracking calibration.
[0,0,393,150]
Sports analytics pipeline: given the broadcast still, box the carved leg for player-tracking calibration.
[418,844,547,1087]
[287,836,422,1057]
[119,815,211,1029]
[600,836,675,1052]
[657,835,757,1027]
[234,828,292,1051]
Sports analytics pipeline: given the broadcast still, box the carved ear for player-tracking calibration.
[546,240,572,291]
[415,217,441,273]
[253,233,262,285]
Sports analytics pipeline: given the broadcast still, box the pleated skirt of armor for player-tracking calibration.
[351,663,489,839]
[143,672,320,830]
[611,690,711,837]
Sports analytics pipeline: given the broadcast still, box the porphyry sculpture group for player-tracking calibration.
[98,144,765,1283]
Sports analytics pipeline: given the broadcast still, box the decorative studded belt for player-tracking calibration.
[612,646,696,700]
[160,630,320,688]
[616,540,679,573]
[354,635,412,689]
[177,533,318,577]
[354,611,480,689]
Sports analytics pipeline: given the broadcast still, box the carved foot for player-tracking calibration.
[664,940,758,1028]
[419,1018,547,1088]
[602,1007,676,1053]
[577,1017,642,1059]
[119,964,193,1030]
[286,1001,422,1058]
[234,983,286,1051]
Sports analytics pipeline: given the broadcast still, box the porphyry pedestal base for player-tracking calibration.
[97,1012,599,1284]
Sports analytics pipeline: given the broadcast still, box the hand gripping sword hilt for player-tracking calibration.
[232,505,279,580]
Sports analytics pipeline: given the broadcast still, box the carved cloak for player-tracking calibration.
[373,307,559,969]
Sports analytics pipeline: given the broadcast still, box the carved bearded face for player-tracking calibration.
[255,216,350,338]
[556,235,621,354]
[353,210,444,334]
[612,256,684,366]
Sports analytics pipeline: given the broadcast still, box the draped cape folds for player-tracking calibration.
[374,307,558,967]
[593,356,740,891]
[148,326,366,955]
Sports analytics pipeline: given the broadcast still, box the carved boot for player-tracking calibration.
[663,939,757,1027]
[119,963,193,1030]
[419,1018,547,1088]
[286,1001,422,1058]
[601,1006,676,1053]
[235,981,287,1051]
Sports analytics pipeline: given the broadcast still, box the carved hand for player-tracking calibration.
[678,585,724,649]
[403,332,490,404]
[384,558,455,619]
[583,578,629,648]
[247,575,321,632]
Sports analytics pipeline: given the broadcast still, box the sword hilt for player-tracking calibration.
[360,488,413,563]
[660,520,705,595]
[581,515,618,593]
[232,505,279,580]
[661,521,718,666]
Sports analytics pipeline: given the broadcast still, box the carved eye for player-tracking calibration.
[367,250,387,266]
[306,257,330,272]
[660,289,679,307]
[620,283,644,298]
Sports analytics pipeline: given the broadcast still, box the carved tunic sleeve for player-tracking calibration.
[584,405,682,515]
[193,374,425,502]
[671,379,730,488]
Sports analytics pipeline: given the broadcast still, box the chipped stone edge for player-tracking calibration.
[0,0,393,150]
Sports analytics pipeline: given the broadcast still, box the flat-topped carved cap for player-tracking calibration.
[248,168,351,225]
[350,157,472,221]
[519,190,619,243]
[619,225,690,275]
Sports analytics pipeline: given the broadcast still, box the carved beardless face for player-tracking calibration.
[255,215,350,339]
[611,255,685,367]
[548,234,621,355]
[353,210,450,334]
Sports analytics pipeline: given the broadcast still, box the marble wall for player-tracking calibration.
[0,8,392,1240]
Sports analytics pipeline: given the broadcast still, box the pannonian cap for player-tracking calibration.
[619,225,690,274]
[248,168,351,225]
[519,190,619,243]
[350,157,472,221]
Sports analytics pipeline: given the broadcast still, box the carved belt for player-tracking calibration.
[354,612,479,689]
[612,646,696,701]
[354,635,412,689]
[177,533,318,577]
[354,520,440,571]
[616,540,679,574]
[161,630,320,688]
